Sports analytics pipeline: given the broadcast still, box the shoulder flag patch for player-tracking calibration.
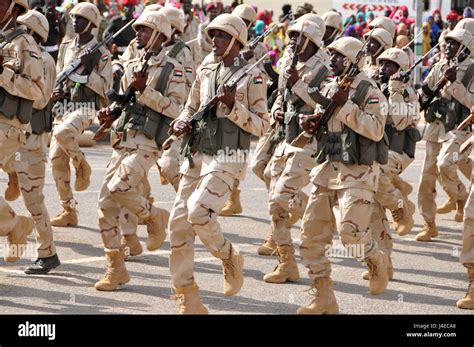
[28,50,40,59]
[185,67,193,74]
[253,76,263,84]
[325,75,335,82]
[174,69,183,77]
[101,53,109,61]
[367,97,379,104]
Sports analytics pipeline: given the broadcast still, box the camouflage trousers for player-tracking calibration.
[6,133,56,257]
[169,152,234,288]
[250,127,275,190]
[369,151,414,256]
[157,137,181,192]
[0,121,26,235]
[98,145,160,250]
[300,184,378,279]
[462,181,474,268]
[265,144,312,246]
[49,110,92,209]
[418,132,470,223]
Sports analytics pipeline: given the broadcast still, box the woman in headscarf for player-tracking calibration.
[422,22,431,61]
[425,15,440,47]
[464,7,473,18]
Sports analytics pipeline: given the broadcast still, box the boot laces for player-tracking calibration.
[391,208,403,222]
[223,257,236,279]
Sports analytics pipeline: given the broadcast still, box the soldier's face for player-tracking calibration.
[0,0,16,22]
[136,25,153,49]
[329,50,347,76]
[73,15,90,33]
[323,26,336,41]
[379,60,399,83]
[367,37,381,56]
[446,38,461,60]
[210,29,232,57]
[181,0,192,14]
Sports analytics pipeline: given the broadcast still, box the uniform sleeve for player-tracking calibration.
[335,85,388,142]
[177,67,203,122]
[86,50,113,100]
[387,80,418,130]
[137,61,187,120]
[0,36,45,102]
[444,72,473,110]
[225,71,269,137]
[33,53,57,110]
[181,46,196,92]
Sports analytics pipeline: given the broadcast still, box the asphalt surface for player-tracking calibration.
[0,140,471,315]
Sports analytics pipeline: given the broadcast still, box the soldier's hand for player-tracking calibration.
[300,113,321,134]
[131,71,148,93]
[284,66,299,88]
[173,118,193,137]
[53,88,65,101]
[332,87,349,107]
[390,70,404,82]
[273,109,285,122]
[217,84,236,110]
[80,49,98,74]
[113,64,124,81]
[444,67,457,83]
[241,48,254,61]
[97,107,112,124]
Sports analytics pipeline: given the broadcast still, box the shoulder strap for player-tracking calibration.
[461,62,474,89]
[0,28,27,48]
[351,80,372,106]
[168,40,187,59]
[155,61,174,95]
[308,65,329,89]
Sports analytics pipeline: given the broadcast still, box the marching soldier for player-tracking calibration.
[321,11,342,48]
[363,28,393,80]
[0,0,44,262]
[168,14,268,314]
[297,37,389,314]
[368,16,396,39]
[4,10,60,273]
[362,48,420,281]
[177,0,201,65]
[417,28,473,241]
[50,2,112,227]
[95,12,186,291]
[263,17,330,284]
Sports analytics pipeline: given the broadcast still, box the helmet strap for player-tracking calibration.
[222,36,236,57]
[0,1,15,28]
[298,36,309,55]
[79,21,92,35]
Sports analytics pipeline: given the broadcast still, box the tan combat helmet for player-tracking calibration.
[364,27,393,56]
[159,7,185,34]
[287,18,325,50]
[1,0,28,21]
[455,18,474,32]
[143,4,163,13]
[328,36,364,71]
[70,2,101,28]
[369,16,396,38]
[377,47,410,71]
[322,11,342,33]
[446,28,474,55]
[297,13,325,33]
[133,12,172,49]
[232,4,256,29]
[14,0,28,15]
[18,9,49,42]
[205,14,247,56]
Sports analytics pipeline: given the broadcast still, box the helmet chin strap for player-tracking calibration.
[328,28,339,41]
[0,1,15,30]
[222,36,235,57]
[79,21,92,34]
[145,30,161,51]
[298,35,309,55]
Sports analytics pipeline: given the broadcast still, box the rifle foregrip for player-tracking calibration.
[162,134,178,151]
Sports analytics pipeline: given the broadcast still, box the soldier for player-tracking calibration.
[177,0,201,65]
[368,16,396,39]
[321,11,342,48]
[197,1,221,65]
[95,12,186,291]
[50,2,112,227]
[219,3,267,216]
[0,0,44,262]
[363,28,393,80]
[362,48,420,281]
[104,0,136,59]
[168,14,268,314]
[3,10,59,274]
[263,18,330,284]
[439,11,461,58]
[417,28,473,241]
[297,37,389,314]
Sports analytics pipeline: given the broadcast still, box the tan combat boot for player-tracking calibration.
[173,282,209,314]
[146,207,170,251]
[4,215,34,262]
[364,251,389,295]
[5,172,20,201]
[219,180,242,216]
[257,229,278,256]
[50,206,78,227]
[457,268,474,310]
[95,249,130,291]
[392,176,413,198]
[391,201,415,236]
[362,256,393,281]
[222,245,244,296]
[436,197,456,214]
[455,200,466,223]
[415,221,438,242]
[297,277,339,314]
[121,234,143,258]
[75,159,91,191]
[263,244,300,283]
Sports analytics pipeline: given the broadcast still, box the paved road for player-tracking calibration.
[0,140,470,314]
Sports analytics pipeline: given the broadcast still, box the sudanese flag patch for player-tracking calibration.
[253,76,263,84]
[367,97,379,104]
[174,69,183,77]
